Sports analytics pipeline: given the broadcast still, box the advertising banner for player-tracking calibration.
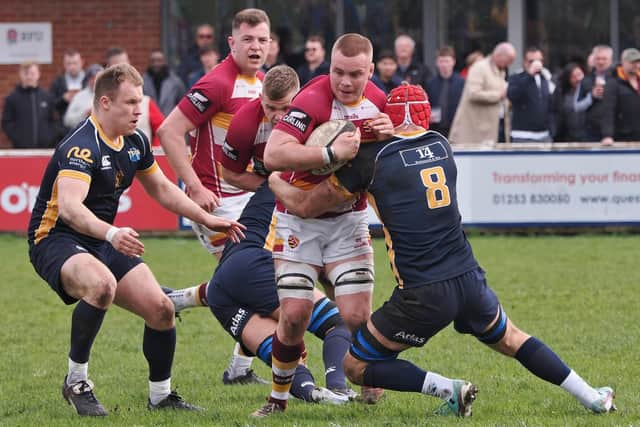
[0,23,52,64]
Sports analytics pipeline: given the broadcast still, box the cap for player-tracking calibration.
[622,48,640,63]
[86,63,104,79]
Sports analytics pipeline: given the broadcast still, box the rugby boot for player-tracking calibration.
[222,368,269,385]
[310,387,350,404]
[147,391,203,411]
[434,380,477,417]
[251,399,285,417]
[589,386,616,413]
[62,376,108,416]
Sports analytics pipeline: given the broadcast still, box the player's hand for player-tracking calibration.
[186,183,220,212]
[202,216,246,243]
[111,227,145,257]
[368,113,395,140]
[331,127,361,162]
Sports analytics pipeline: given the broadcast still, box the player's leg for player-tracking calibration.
[30,236,114,416]
[308,288,354,397]
[459,267,615,413]
[113,260,201,411]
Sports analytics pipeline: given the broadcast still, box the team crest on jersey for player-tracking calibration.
[281,108,311,133]
[186,89,211,113]
[400,141,448,167]
[287,234,300,249]
[127,148,141,162]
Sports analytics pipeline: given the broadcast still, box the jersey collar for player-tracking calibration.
[90,114,124,151]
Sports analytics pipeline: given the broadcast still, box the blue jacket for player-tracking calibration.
[507,71,553,133]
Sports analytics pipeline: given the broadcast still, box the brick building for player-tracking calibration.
[0,0,160,147]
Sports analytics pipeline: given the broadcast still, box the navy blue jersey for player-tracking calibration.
[219,181,275,264]
[28,115,157,246]
[334,131,478,288]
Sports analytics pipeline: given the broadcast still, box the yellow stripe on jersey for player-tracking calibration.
[327,174,357,200]
[90,114,124,151]
[264,211,279,251]
[367,193,403,288]
[212,112,233,130]
[344,96,366,108]
[34,176,61,244]
[237,75,259,85]
[136,160,160,176]
[58,169,92,184]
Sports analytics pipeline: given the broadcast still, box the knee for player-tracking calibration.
[496,322,529,357]
[343,353,366,385]
[281,304,311,331]
[89,275,117,308]
[341,309,369,332]
[148,295,176,329]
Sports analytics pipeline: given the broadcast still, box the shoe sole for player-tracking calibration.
[458,383,478,417]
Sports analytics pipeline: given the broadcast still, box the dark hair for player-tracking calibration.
[306,35,325,48]
[559,62,584,94]
[232,8,270,31]
[64,49,81,57]
[437,45,455,59]
[376,49,395,62]
[106,47,126,61]
[199,45,218,56]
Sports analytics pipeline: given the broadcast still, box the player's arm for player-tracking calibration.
[57,176,145,257]
[157,108,219,211]
[137,166,245,243]
[268,172,354,218]
[220,165,266,192]
[264,128,361,172]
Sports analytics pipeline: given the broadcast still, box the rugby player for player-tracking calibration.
[165,66,355,396]
[254,33,395,417]
[27,63,245,416]
[269,83,617,417]
[158,8,271,384]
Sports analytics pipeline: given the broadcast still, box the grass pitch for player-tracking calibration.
[1,234,638,426]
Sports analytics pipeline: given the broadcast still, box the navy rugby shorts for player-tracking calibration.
[208,247,279,340]
[29,233,143,305]
[371,267,500,347]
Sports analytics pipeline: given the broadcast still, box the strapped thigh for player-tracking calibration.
[275,262,317,301]
[349,323,398,362]
[476,305,508,344]
[327,260,374,297]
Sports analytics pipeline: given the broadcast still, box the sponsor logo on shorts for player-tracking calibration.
[229,308,248,337]
[281,108,311,133]
[222,140,238,161]
[186,89,211,113]
[287,234,300,249]
[394,331,425,345]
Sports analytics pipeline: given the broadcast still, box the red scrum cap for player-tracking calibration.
[384,83,431,132]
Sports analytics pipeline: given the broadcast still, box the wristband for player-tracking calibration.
[105,226,120,243]
[326,145,336,163]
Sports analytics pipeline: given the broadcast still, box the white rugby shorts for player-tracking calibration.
[192,192,252,254]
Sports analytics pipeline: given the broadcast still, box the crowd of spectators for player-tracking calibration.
[3,24,640,149]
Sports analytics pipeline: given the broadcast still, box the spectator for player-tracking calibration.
[187,46,220,88]
[552,63,591,142]
[460,50,484,79]
[393,34,432,87]
[262,32,283,73]
[63,64,104,129]
[426,46,465,136]
[449,42,515,145]
[296,35,330,86]
[508,47,554,142]
[50,49,85,121]
[2,62,60,148]
[371,50,402,94]
[601,48,640,145]
[143,49,186,116]
[179,24,215,86]
[106,47,164,146]
[581,45,614,141]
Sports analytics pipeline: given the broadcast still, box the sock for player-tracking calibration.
[67,359,88,385]
[270,333,304,408]
[69,300,106,364]
[363,359,427,392]
[227,342,254,378]
[149,378,171,405]
[560,370,601,407]
[196,282,208,305]
[322,325,351,390]
[422,371,456,400]
[515,337,571,385]
[143,325,176,382]
[289,364,316,402]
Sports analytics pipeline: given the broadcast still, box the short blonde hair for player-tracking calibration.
[232,8,270,31]
[332,33,373,61]
[263,65,299,100]
[93,63,143,108]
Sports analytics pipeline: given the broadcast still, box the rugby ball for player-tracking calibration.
[305,120,357,175]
